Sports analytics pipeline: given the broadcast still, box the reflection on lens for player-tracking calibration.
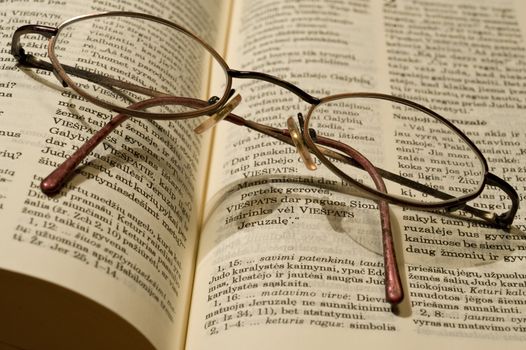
[308,95,486,204]
[52,14,228,114]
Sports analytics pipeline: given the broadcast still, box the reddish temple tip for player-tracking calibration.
[386,287,404,305]
[40,175,62,196]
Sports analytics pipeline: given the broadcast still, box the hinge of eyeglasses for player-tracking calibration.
[195,94,242,134]
[12,46,27,64]
[287,115,317,170]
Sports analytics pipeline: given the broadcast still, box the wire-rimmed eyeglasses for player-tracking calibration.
[11,11,519,305]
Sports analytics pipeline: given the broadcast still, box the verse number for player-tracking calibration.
[419,309,444,318]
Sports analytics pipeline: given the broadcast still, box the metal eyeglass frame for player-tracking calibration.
[11,12,520,305]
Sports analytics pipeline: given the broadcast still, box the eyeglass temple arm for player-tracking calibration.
[317,138,403,304]
[229,112,402,303]
[40,95,210,194]
[11,25,166,98]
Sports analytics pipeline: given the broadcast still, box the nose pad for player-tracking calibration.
[286,116,317,171]
[194,94,242,134]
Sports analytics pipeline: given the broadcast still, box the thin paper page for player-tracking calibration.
[0,1,230,349]
[186,0,526,349]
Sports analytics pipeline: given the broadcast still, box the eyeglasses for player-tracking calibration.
[12,11,519,305]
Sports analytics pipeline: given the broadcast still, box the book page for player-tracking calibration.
[186,0,526,349]
[0,1,230,349]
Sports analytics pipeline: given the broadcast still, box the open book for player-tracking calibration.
[1,0,526,349]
